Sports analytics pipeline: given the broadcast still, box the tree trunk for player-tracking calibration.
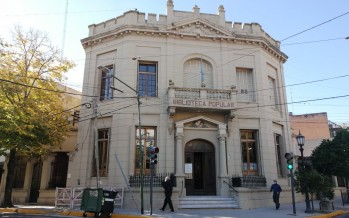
[1,149,16,208]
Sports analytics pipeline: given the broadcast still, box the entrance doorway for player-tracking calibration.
[29,161,42,203]
[185,140,216,195]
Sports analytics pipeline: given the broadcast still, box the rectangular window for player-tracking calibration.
[135,126,157,174]
[268,76,278,109]
[236,68,255,102]
[13,159,26,188]
[92,129,110,177]
[138,62,157,97]
[48,153,69,188]
[240,130,259,175]
[275,134,284,177]
[100,65,114,100]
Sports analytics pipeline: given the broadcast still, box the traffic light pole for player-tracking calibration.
[150,163,154,215]
[285,152,296,215]
[148,146,158,215]
[290,169,296,215]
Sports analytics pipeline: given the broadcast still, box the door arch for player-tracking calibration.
[185,139,216,195]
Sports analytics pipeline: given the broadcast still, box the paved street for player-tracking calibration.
[1,197,348,218]
[0,214,76,218]
[114,199,348,218]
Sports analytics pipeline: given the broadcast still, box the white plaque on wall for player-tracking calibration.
[185,163,192,174]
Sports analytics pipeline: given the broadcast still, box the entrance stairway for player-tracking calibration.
[178,196,239,209]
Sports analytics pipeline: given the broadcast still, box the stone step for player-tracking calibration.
[178,196,239,209]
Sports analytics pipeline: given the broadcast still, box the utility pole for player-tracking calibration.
[97,65,144,214]
[92,98,100,188]
[137,94,144,214]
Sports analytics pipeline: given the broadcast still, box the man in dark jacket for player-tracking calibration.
[270,179,282,209]
[160,176,174,212]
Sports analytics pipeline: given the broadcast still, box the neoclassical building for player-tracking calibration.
[67,1,295,210]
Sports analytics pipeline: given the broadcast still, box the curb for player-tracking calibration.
[309,210,346,218]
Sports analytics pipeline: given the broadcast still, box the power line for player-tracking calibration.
[281,37,348,46]
[281,11,349,41]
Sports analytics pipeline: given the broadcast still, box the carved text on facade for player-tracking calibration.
[172,98,235,109]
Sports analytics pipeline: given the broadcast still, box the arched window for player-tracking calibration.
[184,58,213,88]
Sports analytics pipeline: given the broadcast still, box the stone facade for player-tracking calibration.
[68,1,295,209]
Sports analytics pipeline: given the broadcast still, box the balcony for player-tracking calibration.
[167,83,237,118]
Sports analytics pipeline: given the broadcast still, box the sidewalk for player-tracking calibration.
[1,197,348,218]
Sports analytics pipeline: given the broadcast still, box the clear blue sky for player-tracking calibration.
[1,0,348,125]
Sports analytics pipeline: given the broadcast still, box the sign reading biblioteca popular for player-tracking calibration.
[171,98,235,110]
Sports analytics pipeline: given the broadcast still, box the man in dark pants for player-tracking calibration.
[270,179,282,209]
[160,176,174,212]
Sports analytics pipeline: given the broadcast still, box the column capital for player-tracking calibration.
[217,134,227,140]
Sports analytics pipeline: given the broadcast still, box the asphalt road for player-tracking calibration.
[335,214,349,218]
[0,214,80,218]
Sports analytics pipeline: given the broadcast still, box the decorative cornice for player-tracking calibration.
[81,23,287,63]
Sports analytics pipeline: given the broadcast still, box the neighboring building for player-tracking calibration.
[67,1,294,209]
[289,112,347,189]
[289,112,331,157]
[0,86,81,205]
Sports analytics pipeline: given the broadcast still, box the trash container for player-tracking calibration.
[232,177,241,187]
[80,188,104,217]
[100,190,118,218]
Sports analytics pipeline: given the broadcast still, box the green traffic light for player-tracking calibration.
[288,164,293,170]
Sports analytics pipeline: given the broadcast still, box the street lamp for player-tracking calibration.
[97,65,144,214]
[296,130,312,213]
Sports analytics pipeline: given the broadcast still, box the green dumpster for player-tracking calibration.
[80,188,104,217]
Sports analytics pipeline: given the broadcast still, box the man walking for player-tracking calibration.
[270,179,282,209]
[160,176,174,212]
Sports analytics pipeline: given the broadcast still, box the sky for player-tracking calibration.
[1,0,348,125]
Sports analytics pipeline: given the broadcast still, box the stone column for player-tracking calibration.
[175,134,184,176]
[40,155,54,190]
[175,133,186,195]
[218,135,228,177]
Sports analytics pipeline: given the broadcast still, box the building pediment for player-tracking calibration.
[176,116,225,128]
[175,116,227,136]
[168,18,232,37]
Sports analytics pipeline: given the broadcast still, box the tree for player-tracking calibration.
[311,130,349,182]
[0,26,75,207]
[294,168,334,202]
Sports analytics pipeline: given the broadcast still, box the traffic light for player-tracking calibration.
[284,152,294,170]
[147,146,159,165]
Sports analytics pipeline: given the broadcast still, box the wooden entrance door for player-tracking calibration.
[185,140,216,195]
